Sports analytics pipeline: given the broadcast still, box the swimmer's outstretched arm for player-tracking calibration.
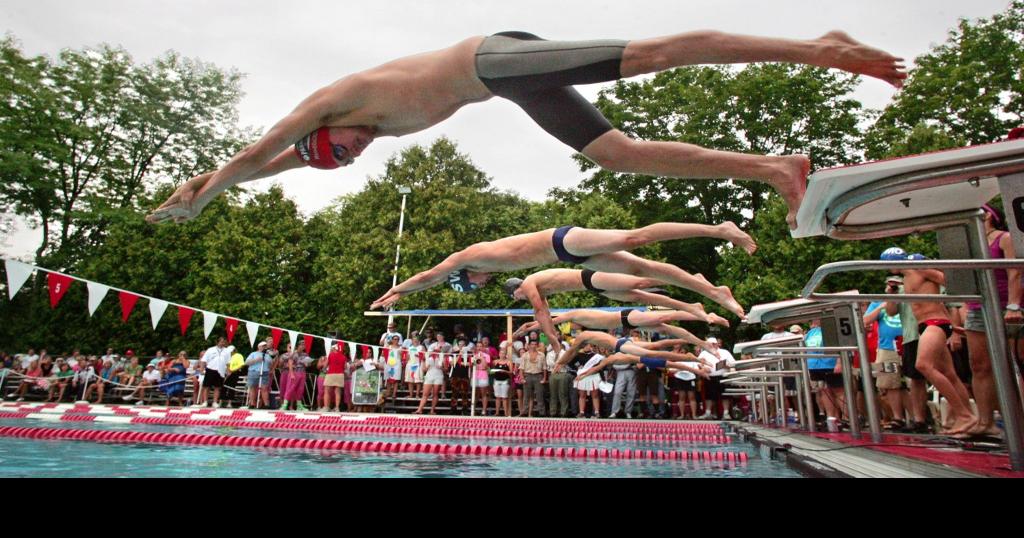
[513,311,575,339]
[521,281,564,355]
[665,361,711,379]
[553,337,588,369]
[653,324,718,356]
[575,354,635,380]
[370,251,469,310]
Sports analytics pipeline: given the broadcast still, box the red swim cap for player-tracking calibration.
[1008,127,1024,141]
[293,127,339,170]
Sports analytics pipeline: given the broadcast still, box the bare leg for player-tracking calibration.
[916,327,976,434]
[586,251,745,318]
[965,330,1001,436]
[564,222,756,256]
[620,30,905,85]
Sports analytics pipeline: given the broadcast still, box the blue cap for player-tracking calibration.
[906,253,929,261]
[880,247,907,261]
[448,269,480,293]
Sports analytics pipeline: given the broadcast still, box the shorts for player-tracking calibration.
[473,376,490,388]
[809,369,844,389]
[324,374,345,388]
[424,370,444,386]
[493,380,510,398]
[635,369,660,396]
[783,377,796,391]
[246,374,270,388]
[475,31,626,151]
[668,377,694,391]
[964,308,987,332]
[202,369,224,388]
[901,340,925,381]
[703,376,724,400]
[874,349,902,391]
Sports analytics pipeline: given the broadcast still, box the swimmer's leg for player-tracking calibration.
[562,222,756,256]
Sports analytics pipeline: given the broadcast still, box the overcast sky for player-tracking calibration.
[1,0,1014,260]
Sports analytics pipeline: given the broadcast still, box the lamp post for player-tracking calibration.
[388,186,412,325]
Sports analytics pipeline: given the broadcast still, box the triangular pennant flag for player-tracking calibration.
[303,334,314,353]
[360,345,370,359]
[86,282,110,316]
[202,311,218,339]
[246,322,260,348]
[348,341,356,358]
[148,299,169,330]
[225,318,239,344]
[322,337,332,354]
[47,273,73,308]
[178,306,195,336]
[5,260,34,300]
[118,291,140,322]
[287,330,298,348]
[271,328,283,350]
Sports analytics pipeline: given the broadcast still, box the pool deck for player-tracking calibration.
[734,423,1022,478]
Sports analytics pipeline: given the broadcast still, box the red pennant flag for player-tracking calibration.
[401,349,409,361]
[360,345,370,359]
[270,328,283,350]
[178,306,195,336]
[46,273,73,309]
[118,291,140,322]
[225,318,239,344]
[303,334,314,353]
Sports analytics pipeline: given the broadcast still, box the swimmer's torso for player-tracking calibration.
[461,229,562,272]
[322,37,492,137]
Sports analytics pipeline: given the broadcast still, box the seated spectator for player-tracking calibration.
[83,360,116,403]
[46,360,75,402]
[34,358,54,394]
[123,364,161,403]
[1,352,13,371]
[162,354,189,407]
[118,357,142,387]
[71,357,95,401]
[7,359,42,401]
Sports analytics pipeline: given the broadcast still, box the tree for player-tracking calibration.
[865,1,1024,157]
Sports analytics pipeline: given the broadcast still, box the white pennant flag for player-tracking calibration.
[347,341,356,358]
[322,337,332,353]
[86,282,110,316]
[4,259,34,300]
[246,322,260,348]
[288,330,298,348]
[203,311,218,339]
[148,299,169,330]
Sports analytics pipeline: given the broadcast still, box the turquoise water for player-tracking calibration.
[0,418,803,478]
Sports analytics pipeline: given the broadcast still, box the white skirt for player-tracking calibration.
[574,374,602,392]
[424,369,444,386]
[493,380,510,398]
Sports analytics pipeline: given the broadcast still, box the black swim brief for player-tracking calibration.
[639,357,666,369]
[620,308,636,332]
[580,269,604,293]
[475,31,627,151]
[552,226,590,264]
[614,337,630,354]
[917,320,953,339]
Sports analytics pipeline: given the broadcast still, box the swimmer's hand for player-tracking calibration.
[146,172,214,224]
[370,289,404,310]
[697,367,711,380]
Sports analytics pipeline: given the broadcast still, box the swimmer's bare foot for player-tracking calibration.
[709,285,745,320]
[716,221,757,255]
[707,313,730,328]
[811,31,907,88]
[944,414,978,436]
[769,155,811,230]
[965,422,1002,438]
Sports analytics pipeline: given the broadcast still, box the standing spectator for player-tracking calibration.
[222,346,246,406]
[804,319,844,426]
[520,340,547,417]
[448,340,471,414]
[46,360,74,402]
[479,337,498,361]
[471,347,491,415]
[402,330,420,349]
[667,343,700,419]
[380,321,403,347]
[865,299,907,429]
[277,342,310,411]
[197,338,230,408]
[383,336,404,403]
[415,348,446,415]
[573,345,605,418]
[698,337,737,419]
[323,342,347,412]
[609,350,638,419]
[245,342,274,409]
[548,343,576,419]
[760,323,796,420]
[404,335,424,401]
[491,349,514,417]
[631,330,665,419]
[162,353,189,407]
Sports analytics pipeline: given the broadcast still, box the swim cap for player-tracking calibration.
[906,253,929,261]
[503,278,524,298]
[448,269,480,293]
[294,127,340,170]
[879,247,907,261]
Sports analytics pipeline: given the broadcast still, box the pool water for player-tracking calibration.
[0,418,804,478]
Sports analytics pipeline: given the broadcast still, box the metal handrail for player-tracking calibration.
[801,259,1024,301]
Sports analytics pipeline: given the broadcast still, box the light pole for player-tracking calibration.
[388,186,412,325]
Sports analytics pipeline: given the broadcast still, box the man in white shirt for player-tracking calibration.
[379,322,403,347]
[697,337,737,419]
[759,324,796,420]
[197,337,230,407]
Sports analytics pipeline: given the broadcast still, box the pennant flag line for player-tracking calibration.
[118,291,140,322]
[149,299,169,330]
[5,259,33,300]
[225,318,239,344]
[246,322,260,347]
[86,282,110,317]
[203,311,217,339]
[178,306,196,336]
[47,273,73,308]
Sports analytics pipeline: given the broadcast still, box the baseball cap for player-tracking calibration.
[880,247,907,261]
[706,337,719,344]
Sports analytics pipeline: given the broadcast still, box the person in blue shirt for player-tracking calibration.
[805,319,844,424]
[865,301,906,429]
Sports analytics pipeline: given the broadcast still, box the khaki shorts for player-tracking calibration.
[324,374,345,388]
[874,349,902,391]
